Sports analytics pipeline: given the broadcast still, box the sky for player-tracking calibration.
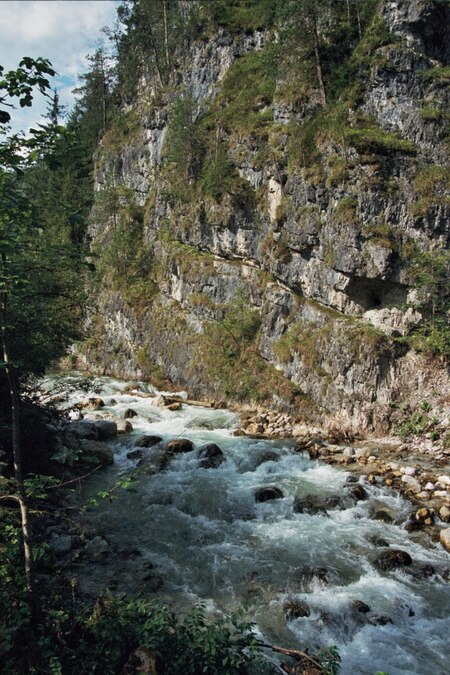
[0,0,119,133]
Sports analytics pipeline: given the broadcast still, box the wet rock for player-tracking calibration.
[109,398,117,406]
[437,475,450,487]
[368,535,390,547]
[124,408,138,419]
[368,614,393,626]
[79,439,114,466]
[375,549,413,571]
[94,420,118,440]
[117,419,133,433]
[167,402,182,411]
[324,495,343,510]
[133,435,163,448]
[254,486,284,502]
[283,599,310,619]
[70,419,99,440]
[348,484,368,501]
[165,438,194,454]
[371,509,393,523]
[345,475,359,483]
[198,443,225,469]
[48,534,73,555]
[312,567,329,584]
[127,449,144,460]
[415,507,434,526]
[440,528,450,552]
[143,573,163,591]
[439,506,450,523]
[258,451,280,464]
[401,475,421,493]
[293,494,327,515]
[84,536,109,559]
[86,397,105,410]
[352,600,371,613]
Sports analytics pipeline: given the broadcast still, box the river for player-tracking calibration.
[42,372,450,675]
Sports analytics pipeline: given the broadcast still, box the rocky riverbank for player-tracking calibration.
[235,407,450,552]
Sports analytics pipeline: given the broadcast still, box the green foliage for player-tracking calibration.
[202,145,239,200]
[404,247,450,357]
[344,126,416,156]
[164,94,203,184]
[411,164,450,217]
[203,0,278,33]
[213,46,278,136]
[422,65,450,82]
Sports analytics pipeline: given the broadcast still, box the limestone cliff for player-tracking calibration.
[84,0,449,432]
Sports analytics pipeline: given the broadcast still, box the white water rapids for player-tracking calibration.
[43,372,450,675]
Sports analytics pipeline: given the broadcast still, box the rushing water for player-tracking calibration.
[43,372,450,675]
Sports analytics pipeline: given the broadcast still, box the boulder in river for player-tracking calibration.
[352,600,371,613]
[127,449,144,460]
[440,528,450,552]
[79,439,114,466]
[94,419,117,440]
[375,549,413,571]
[70,419,99,440]
[133,435,163,448]
[165,438,194,454]
[124,408,138,419]
[254,486,284,502]
[348,484,368,501]
[167,402,182,411]
[283,599,310,619]
[198,443,225,469]
[293,494,327,515]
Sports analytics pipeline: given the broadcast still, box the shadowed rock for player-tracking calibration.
[254,486,284,502]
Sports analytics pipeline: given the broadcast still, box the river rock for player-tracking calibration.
[401,475,421,493]
[439,506,450,523]
[375,549,413,571]
[124,408,138,419]
[198,443,225,469]
[127,449,144,460]
[352,600,371,613]
[143,573,164,591]
[293,494,327,515]
[348,484,368,501]
[415,507,434,526]
[371,509,393,523]
[70,419,99,440]
[167,402,182,411]
[254,486,284,502]
[283,599,310,619]
[94,419,118,440]
[437,475,450,486]
[440,528,450,552]
[166,438,194,453]
[48,533,73,555]
[133,435,163,448]
[79,439,114,466]
[368,614,393,626]
[84,536,109,559]
[116,419,133,433]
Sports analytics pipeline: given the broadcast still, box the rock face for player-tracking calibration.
[84,0,449,431]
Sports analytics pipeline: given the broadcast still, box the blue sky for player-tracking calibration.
[0,0,119,133]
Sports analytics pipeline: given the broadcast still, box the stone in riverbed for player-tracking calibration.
[167,402,182,411]
[127,449,144,460]
[439,506,450,523]
[352,600,371,613]
[401,475,421,492]
[94,419,117,440]
[283,599,310,619]
[293,494,327,515]
[133,435,163,448]
[375,549,412,571]
[124,408,138,419]
[371,509,393,523]
[348,484,368,501]
[165,438,194,454]
[254,486,284,502]
[440,528,450,552]
[198,443,225,469]
[79,439,113,466]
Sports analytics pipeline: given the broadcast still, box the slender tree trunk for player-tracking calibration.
[355,1,362,39]
[346,0,351,25]
[310,14,327,107]
[163,0,171,75]
[0,261,34,602]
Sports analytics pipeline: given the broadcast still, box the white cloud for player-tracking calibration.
[0,0,119,133]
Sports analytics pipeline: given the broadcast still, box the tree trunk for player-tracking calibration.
[311,15,327,107]
[163,0,171,75]
[0,265,34,602]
